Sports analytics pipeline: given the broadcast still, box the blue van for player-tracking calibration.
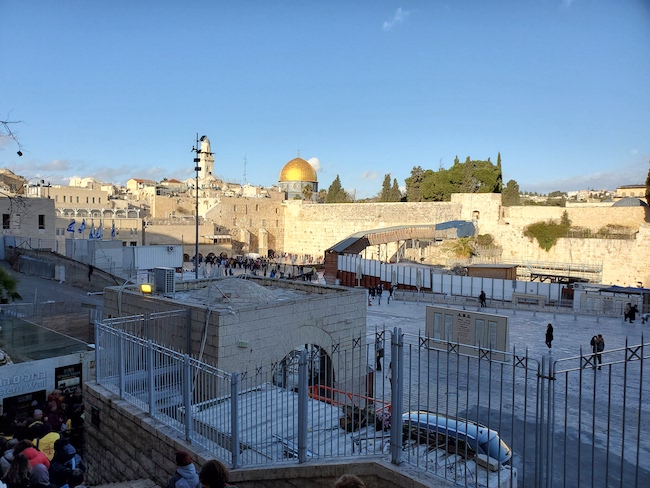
[402,411,512,465]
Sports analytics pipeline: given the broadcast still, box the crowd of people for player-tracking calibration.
[1,388,87,488]
[2,409,364,488]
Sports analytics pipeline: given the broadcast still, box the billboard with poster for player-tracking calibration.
[425,306,510,362]
[55,363,83,396]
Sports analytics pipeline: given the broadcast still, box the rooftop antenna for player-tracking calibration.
[243,154,247,185]
[439,158,444,171]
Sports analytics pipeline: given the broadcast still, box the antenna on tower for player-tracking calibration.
[439,158,444,171]
[243,154,248,185]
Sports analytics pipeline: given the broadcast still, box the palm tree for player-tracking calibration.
[0,267,21,303]
[302,184,314,201]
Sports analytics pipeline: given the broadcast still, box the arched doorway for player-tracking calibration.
[273,344,334,393]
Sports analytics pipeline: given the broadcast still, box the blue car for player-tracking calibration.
[402,411,512,465]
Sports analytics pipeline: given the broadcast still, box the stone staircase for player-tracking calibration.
[90,479,159,488]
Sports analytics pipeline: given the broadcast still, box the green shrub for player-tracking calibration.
[475,234,494,246]
[523,220,570,251]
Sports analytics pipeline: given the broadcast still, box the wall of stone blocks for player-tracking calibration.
[492,223,650,287]
[205,193,286,255]
[502,205,647,229]
[84,383,441,488]
[282,200,464,259]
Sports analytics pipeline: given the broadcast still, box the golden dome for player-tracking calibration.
[279,157,317,183]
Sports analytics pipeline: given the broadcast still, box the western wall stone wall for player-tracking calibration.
[282,200,464,259]
[491,222,650,287]
[206,192,286,256]
[502,205,648,229]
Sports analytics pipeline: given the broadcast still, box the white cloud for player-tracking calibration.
[521,166,648,194]
[360,171,380,180]
[383,8,410,31]
[307,157,322,172]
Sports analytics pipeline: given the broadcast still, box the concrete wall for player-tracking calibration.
[84,382,446,488]
[7,248,124,291]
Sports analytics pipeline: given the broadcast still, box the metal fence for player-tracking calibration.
[95,318,649,488]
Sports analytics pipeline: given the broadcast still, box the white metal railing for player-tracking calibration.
[95,318,650,487]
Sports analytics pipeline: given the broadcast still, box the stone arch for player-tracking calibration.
[272,325,337,391]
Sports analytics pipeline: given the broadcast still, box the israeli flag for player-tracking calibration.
[111,221,116,239]
[88,223,95,239]
[78,219,86,233]
[96,223,103,240]
[67,220,76,233]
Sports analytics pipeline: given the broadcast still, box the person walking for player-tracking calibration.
[596,334,604,370]
[375,340,384,372]
[629,304,638,323]
[479,291,487,308]
[545,324,554,349]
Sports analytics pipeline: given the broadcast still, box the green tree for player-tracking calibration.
[496,152,503,193]
[646,166,650,205]
[325,175,349,203]
[405,166,430,202]
[502,180,521,206]
[390,178,402,201]
[379,174,391,202]
[0,267,21,303]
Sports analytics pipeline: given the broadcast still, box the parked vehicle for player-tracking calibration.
[402,411,512,465]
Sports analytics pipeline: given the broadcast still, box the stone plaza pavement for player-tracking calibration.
[364,294,647,362]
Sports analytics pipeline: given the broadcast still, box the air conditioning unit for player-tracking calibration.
[155,267,175,294]
[167,246,175,252]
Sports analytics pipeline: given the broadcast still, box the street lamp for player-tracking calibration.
[191,134,201,280]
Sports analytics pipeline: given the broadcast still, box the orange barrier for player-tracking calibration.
[308,384,391,414]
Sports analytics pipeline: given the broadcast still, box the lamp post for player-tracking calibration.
[191,134,201,280]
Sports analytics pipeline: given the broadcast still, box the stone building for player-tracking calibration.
[102,276,367,389]
[0,196,56,252]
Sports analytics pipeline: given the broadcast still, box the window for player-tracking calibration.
[234,205,237,211]
[276,220,279,227]
[55,195,59,202]
[249,219,253,227]
[63,196,66,202]
[38,215,45,230]
[262,219,266,227]
[98,197,101,203]
[86,197,89,203]
[256,204,259,211]
[76,196,79,203]
[92,197,95,203]
[2,214,9,229]
[130,241,137,246]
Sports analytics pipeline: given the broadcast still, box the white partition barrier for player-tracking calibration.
[338,255,563,303]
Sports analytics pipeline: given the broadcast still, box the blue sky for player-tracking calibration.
[1,0,649,199]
